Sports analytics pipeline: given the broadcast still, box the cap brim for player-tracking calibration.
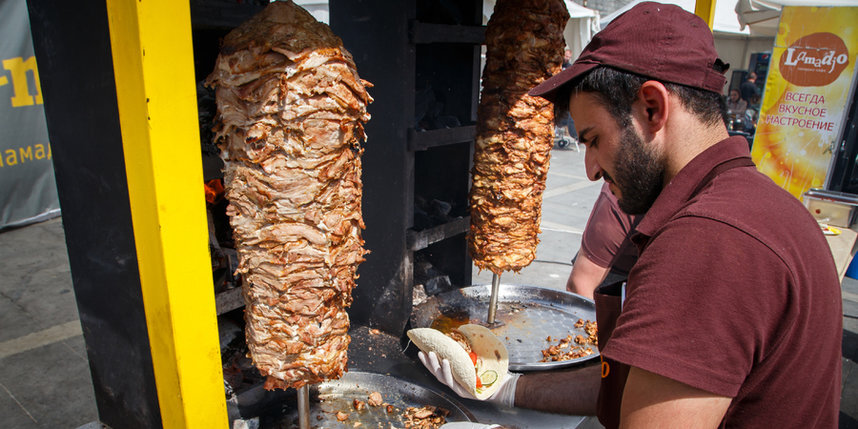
[528,61,599,102]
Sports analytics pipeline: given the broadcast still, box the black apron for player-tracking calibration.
[593,156,755,429]
[594,279,629,429]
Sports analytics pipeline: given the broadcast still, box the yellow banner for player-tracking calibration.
[751,6,858,199]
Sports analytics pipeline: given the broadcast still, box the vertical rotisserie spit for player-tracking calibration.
[205,0,372,390]
[468,0,569,274]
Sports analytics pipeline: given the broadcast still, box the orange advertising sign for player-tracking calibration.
[751,6,858,199]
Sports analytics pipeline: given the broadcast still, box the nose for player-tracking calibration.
[584,147,603,181]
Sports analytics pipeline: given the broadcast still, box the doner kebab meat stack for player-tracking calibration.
[205,0,372,390]
[469,0,569,274]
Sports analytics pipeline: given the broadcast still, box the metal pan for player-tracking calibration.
[410,284,599,371]
[275,371,476,428]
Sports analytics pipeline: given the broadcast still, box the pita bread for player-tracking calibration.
[408,324,509,399]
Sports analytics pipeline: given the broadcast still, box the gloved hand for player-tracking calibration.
[418,351,520,407]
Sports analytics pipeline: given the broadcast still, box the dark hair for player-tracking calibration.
[555,66,727,128]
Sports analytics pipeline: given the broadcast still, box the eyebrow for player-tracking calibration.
[577,126,594,144]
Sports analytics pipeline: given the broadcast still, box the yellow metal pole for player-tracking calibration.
[695,0,716,29]
[104,1,228,428]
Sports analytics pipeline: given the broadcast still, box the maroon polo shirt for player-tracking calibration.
[580,182,641,274]
[602,136,842,427]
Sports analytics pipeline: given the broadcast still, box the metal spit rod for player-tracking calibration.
[487,272,501,324]
[297,384,310,429]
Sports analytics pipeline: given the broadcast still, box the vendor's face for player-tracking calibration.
[569,91,664,214]
[730,90,740,101]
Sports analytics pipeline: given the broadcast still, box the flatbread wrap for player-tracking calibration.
[407,324,509,399]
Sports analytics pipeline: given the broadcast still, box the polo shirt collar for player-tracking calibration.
[632,136,753,245]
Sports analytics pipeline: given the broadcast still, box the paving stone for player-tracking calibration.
[0,341,97,428]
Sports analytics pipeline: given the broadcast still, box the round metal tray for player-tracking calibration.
[276,371,476,428]
[410,284,599,371]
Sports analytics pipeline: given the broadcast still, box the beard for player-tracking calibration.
[607,126,664,215]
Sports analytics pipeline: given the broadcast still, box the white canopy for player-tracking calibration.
[566,0,599,18]
[292,0,329,23]
[600,0,750,34]
[482,0,601,58]
[563,0,601,57]
[735,0,858,36]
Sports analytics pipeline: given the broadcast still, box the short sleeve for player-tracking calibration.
[580,185,635,268]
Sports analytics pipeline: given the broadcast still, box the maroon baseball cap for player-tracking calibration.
[529,1,728,101]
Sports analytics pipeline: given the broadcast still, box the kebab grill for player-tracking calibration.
[30,0,609,426]
[406,0,599,375]
[197,0,596,426]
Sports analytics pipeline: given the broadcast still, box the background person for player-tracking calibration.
[740,71,758,104]
[566,182,640,299]
[555,48,578,147]
[562,48,573,69]
[726,88,747,118]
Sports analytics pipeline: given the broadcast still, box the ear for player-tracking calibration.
[635,81,669,134]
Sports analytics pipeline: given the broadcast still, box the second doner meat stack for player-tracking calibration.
[205,1,372,390]
[469,0,569,274]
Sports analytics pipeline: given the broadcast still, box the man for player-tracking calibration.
[562,48,574,69]
[555,48,578,147]
[566,182,640,299]
[420,3,842,427]
[740,71,758,104]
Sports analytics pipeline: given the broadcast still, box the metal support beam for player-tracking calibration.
[695,0,717,29]
[104,0,227,427]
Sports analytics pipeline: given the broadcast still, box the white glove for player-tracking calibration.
[418,351,520,407]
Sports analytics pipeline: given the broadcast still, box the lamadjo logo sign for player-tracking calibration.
[779,32,849,87]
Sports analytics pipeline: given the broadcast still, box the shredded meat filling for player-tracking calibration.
[444,330,472,353]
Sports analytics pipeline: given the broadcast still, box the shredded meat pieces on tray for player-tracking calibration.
[403,405,450,429]
[468,0,570,274]
[367,391,384,407]
[205,0,372,390]
[540,319,598,362]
